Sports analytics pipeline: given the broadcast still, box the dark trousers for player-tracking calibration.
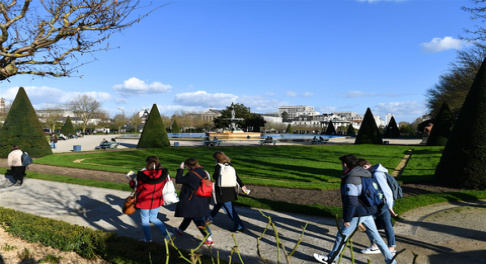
[11,166,26,182]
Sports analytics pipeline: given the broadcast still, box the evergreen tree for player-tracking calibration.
[426,102,454,146]
[325,120,337,135]
[346,123,356,136]
[0,87,52,157]
[61,116,75,136]
[286,124,293,134]
[137,104,170,148]
[171,120,180,134]
[355,108,383,145]
[384,116,400,138]
[434,58,486,190]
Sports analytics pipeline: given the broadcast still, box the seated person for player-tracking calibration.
[101,138,108,144]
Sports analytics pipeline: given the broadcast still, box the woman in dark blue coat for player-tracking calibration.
[173,158,214,245]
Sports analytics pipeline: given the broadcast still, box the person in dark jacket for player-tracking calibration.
[173,158,214,245]
[128,156,172,242]
[207,151,247,232]
[313,154,396,264]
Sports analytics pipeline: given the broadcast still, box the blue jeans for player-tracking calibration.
[210,201,244,230]
[366,204,396,248]
[327,215,396,264]
[179,217,212,237]
[50,142,57,148]
[140,207,168,241]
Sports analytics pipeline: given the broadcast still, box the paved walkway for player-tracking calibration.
[51,134,423,153]
[0,176,484,264]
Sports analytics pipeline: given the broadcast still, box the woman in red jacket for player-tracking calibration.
[129,156,172,242]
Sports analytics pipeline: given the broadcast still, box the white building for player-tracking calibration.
[278,105,318,118]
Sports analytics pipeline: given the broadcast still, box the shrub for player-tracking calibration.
[137,104,170,148]
[0,87,52,158]
[435,58,486,190]
[346,123,356,136]
[171,119,180,134]
[61,116,76,136]
[325,120,337,135]
[426,102,453,146]
[355,108,383,145]
[384,116,400,138]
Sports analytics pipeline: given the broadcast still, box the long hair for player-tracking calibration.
[184,158,200,170]
[213,151,231,164]
[145,156,162,170]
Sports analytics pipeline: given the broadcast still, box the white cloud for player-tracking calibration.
[317,106,337,113]
[113,77,172,95]
[174,91,238,108]
[3,86,111,107]
[237,95,287,113]
[420,36,471,53]
[286,91,297,97]
[265,92,277,97]
[342,90,406,98]
[301,92,314,98]
[373,101,425,122]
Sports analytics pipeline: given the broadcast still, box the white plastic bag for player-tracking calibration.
[162,175,179,206]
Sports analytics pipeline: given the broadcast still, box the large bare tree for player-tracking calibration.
[0,0,156,80]
[68,94,99,133]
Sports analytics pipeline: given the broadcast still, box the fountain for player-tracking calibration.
[206,107,261,139]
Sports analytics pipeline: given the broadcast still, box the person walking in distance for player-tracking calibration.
[50,133,58,149]
[358,158,397,255]
[7,145,26,186]
[128,156,173,242]
[207,151,249,232]
[313,154,396,264]
[173,158,214,245]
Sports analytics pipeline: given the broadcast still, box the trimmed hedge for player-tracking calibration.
[0,87,52,158]
[137,104,170,148]
[355,108,383,145]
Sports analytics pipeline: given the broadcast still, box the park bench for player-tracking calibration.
[202,139,222,147]
[95,142,119,150]
[260,140,277,146]
[311,138,329,145]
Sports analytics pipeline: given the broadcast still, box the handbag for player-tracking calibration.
[162,175,179,205]
[122,191,137,214]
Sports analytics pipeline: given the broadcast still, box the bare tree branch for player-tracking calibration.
[0,0,163,80]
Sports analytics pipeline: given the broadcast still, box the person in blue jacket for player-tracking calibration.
[313,154,396,264]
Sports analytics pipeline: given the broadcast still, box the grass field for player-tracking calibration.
[34,144,437,189]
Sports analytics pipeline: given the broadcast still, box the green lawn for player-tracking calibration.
[35,144,419,189]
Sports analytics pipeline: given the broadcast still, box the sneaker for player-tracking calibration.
[361,245,381,254]
[14,180,22,186]
[139,239,152,242]
[173,227,183,237]
[164,232,174,241]
[313,253,335,264]
[203,239,214,246]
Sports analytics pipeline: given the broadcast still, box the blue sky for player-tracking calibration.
[1,0,477,122]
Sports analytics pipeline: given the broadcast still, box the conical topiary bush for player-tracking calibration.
[384,116,400,138]
[346,123,356,136]
[434,58,486,190]
[286,124,293,134]
[62,116,75,136]
[137,104,170,148]
[355,108,383,145]
[325,120,337,135]
[426,102,453,146]
[0,87,52,157]
[172,120,180,134]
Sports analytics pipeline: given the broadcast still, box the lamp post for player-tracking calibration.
[117,108,125,134]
